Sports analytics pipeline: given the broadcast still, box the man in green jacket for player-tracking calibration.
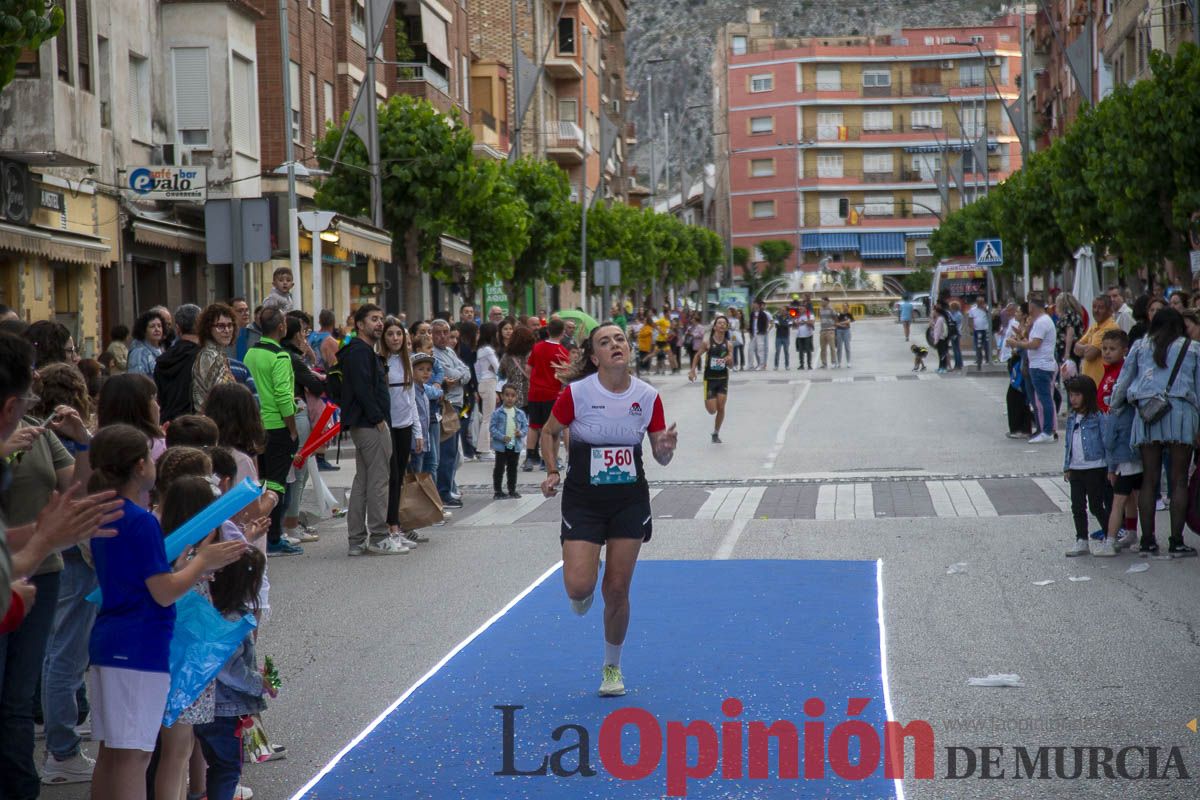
[244,306,302,556]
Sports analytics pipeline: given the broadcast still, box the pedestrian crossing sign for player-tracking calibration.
[975,238,1003,266]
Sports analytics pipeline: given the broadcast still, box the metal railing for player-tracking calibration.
[544,121,584,148]
[394,62,450,94]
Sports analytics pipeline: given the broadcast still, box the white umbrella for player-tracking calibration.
[1072,246,1099,313]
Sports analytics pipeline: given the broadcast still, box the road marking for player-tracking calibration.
[815,484,838,520]
[762,382,812,470]
[696,486,765,520]
[714,517,749,560]
[926,480,1000,517]
[876,560,907,800]
[926,481,958,517]
[287,560,564,800]
[962,480,999,517]
[854,482,875,518]
[464,494,548,526]
[815,482,875,519]
[1032,477,1072,512]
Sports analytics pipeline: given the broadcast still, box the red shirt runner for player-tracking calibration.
[527,339,570,403]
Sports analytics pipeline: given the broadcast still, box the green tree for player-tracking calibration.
[929,194,999,262]
[314,95,474,320]
[445,158,530,290]
[901,267,933,294]
[757,239,794,273]
[732,246,750,270]
[0,1,62,89]
[507,158,575,301]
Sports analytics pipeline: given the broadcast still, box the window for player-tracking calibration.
[76,0,91,91]
[862,110,893,131]
[960,62,984,87]
[558,98,578,124]
[815,111,843,140]
[819,196,843,225]
[863,194,894,216]
[731,35,747,55]
[795,63,803,91]
[289,61,301,142]
[910,106,943,129]
[816,154,844,178]
[308,72,317,142]
[914,241,933,258]
[862,70,891,88]
[750,73,773,92]
[54,0,70,82]
[351,0,366,43]
[231,53,257,153]
[750,200,775,219]
[961,106,985,138]
[749,115,773,134]
[173,48,211,147]
[461,54,469,109]
[912,193,942,215]
[97,36,110,128]
[128,53,150,142]
[749,158,775,177]
[816,66,841,91]
[321,0,330,17]
[323,81,334,125]
[911,154,942,180]
[558,17,576,54]
[862,152,894,174]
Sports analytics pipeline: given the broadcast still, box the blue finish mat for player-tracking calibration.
[294,560,900,799]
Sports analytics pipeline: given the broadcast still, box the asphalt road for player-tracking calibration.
[42,317,1200,799]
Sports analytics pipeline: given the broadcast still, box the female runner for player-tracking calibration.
[540,323,678,696]
[688,315,731,443]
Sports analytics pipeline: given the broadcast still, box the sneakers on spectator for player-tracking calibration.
[1028,433,1054,444]
[367,537,410,555]
[267,540,304,557]
[1117,529,1139,550]
[521,458,539,472]
[392,531,417,549]
[234,785,254,800]
[316,456,339,472]
[1168,542,1197,558]
[287,527,319,543]
[493,491,506,500]
[443,497,464,509]
[1090,538,1116,557]
[404,529,429,543]
[1065,539,1089,557]
[347,543,368,557]
[1156,497,1169,511]
[507,490,522,499]
[41,751,95,785]
[1138,540,1160,557]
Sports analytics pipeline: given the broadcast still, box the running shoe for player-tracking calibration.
[316,456,340,472]
[1156,497,1169,511]
[1117,529,1139,550]
[405,529,430,543]
[1090,538,1116,557]
[570,593,594,616]
[443,497,464,509]
[1138,541,1160,557]
[494,491,506,500]
[390,531,416,549]
[367,537,410,555]
[711,432,722,444]
[347,543,368,557]
[1065,539,1089,557]
[41,751,95,785]
[267,540,304,557]
[599,665,626,697]
[507,490,522,499]
[521,459,538,472]
[1168,543,1197,558]
[1028,433,1054,444]
[287,527,319,543]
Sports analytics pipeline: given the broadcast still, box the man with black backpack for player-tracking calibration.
[339,304,401,556]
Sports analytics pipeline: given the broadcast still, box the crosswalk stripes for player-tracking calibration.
[1031,477,1072,512]
[695,487,766,520]
[925,480,998,517]
[463,493,549,527]
[815,483,874,520]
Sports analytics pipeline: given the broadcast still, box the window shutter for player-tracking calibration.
[76,0,91,90]
[173,48,211,135]
[128,56,141,138]
[54,0,70,81]
[232,55,256,152]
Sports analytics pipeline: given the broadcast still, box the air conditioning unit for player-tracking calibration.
[941,60,955,69]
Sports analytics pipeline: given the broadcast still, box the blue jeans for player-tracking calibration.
[195,715,243,800]
[0,571,61,799]
[1030,368,1056,436]
[42,552,97,760]
[437,406,462,499]
[973,330,990,367]
[951,335,963,369]
[835,329,851,364]
[421,419,440,475]
[773,337,790,368]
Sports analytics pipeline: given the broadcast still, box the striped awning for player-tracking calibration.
[801,232,860,252]
[860,232,907,260]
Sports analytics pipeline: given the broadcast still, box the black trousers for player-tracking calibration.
[1069,466,1111,540]
[796,337,813,368]
[386,425,414,526]
[1006,386,1032,435]
[260,427,297,545]
[935,340,950,369]
[493,450,519,493]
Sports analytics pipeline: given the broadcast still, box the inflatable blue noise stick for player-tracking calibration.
[87,477,263,605]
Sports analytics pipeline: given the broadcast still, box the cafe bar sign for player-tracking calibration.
[124,166,206,202]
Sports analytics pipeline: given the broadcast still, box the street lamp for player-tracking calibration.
[297,210,336,312]
[644,57,672,210]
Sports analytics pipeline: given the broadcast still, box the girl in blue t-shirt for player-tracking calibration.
[87,424,245,800]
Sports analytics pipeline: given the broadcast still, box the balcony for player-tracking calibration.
[471,109,509,153]
[544,51,583,80]
[0,71,101,167]
[394,60,454,115]
[544,121,585,164]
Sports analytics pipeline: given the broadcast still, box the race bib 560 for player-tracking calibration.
[590,446,636,485]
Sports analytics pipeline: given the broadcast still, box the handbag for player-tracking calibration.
[1138,338,1191,424]
[439,397,460,440]
[400,471,445,530]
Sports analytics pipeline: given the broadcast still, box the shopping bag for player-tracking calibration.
[241,713,275,763]
[162,591,256,727]
[440,398,460,440]
[400,472,444,530]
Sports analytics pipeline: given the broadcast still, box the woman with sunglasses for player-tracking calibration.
[191,303,237,413]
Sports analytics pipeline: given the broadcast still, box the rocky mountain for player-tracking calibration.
[625,0,1007,197]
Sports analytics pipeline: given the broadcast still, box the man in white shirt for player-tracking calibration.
[1007,297,1058,443]
[967,296,992,371]
[1107,285,1134,334]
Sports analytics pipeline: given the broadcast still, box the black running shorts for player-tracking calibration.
[704,379,728,400]
[1113,471,1143,495]
[561,492,653,545]
[526,399,555,429]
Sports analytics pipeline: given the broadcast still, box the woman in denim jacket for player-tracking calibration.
[1109,308,1200,556]
[1062,376,1111,556]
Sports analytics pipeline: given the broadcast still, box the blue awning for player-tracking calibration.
[860,232,907,260]
[905,230,934,239]
[801,232,860,252]
[904,142,999,154]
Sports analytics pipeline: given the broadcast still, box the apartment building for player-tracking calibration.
[713,11,1026,277]
[1103,0,1197,88]
[0,0,264,350]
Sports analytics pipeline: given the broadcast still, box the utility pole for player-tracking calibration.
[580,25,589,313]
[663,111,671,211]
[647,74,656,211]
[511,0,522,158]
[1021,5,1032,298]
[279,0,300,286]
[364,0,383,229]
